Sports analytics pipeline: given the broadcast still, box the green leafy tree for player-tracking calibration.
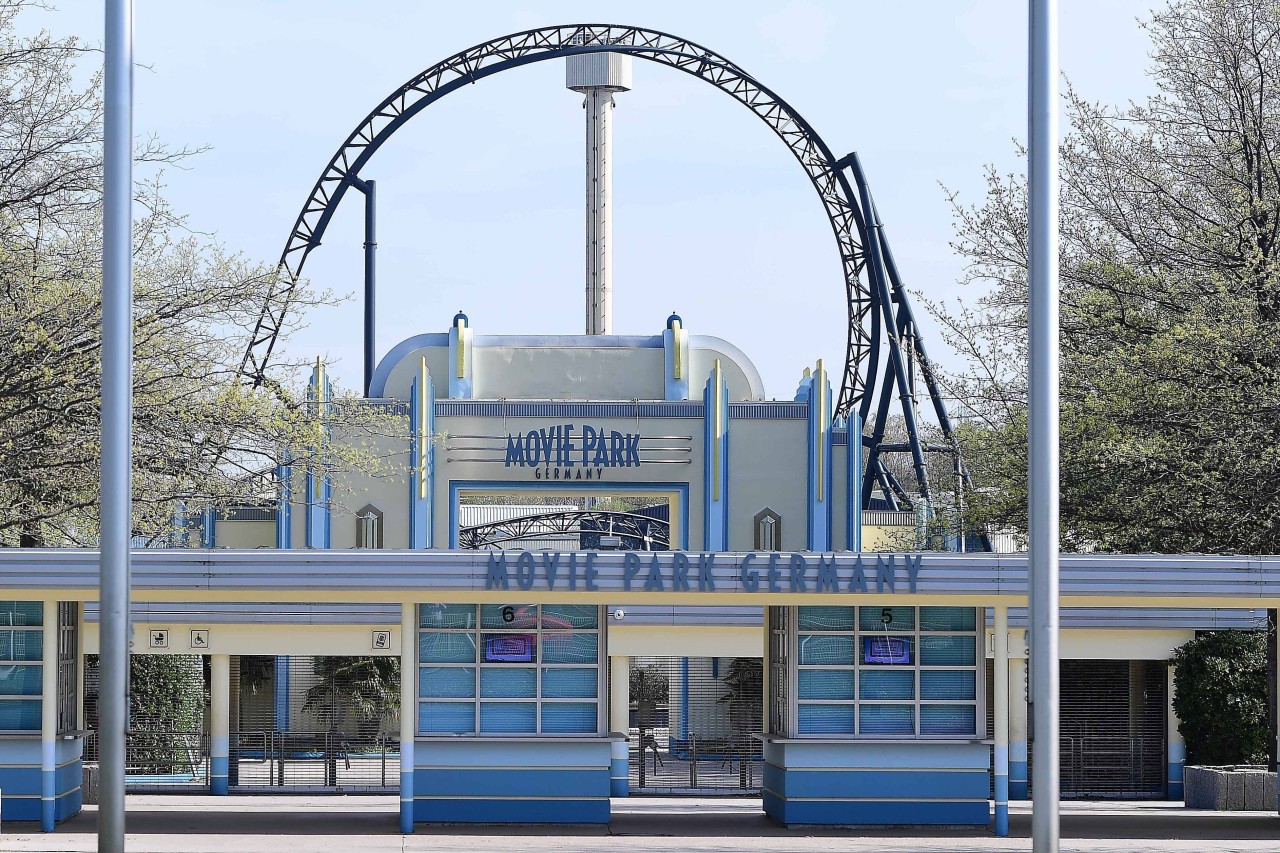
[1172,632,1269,765]
[0,1,403,545]
[932,0,1280,553]
[302,656,400,739]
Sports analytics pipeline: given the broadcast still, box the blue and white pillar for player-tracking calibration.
[663,313,690,401]
[275,454,293,550]
[1010,657,1029,799]
[993,606,1010,836]
[40,600,57,831]
[304,359,332,549]
[447,312,473,399]
[702,361,729,550]
[409,357,435,549]
[845,411,863,552]
[171,501,190,547]
[1167,664,1184,800]
[609,655,630,796]
[201,507,216,548]
[400,602,416,833]
[806,361,833,551]
[210,654,230,795]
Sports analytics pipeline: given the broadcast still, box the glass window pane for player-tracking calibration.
[541,668,597,699]
[920,670,976,701]
[920,606,976,632]
[480,667,536,698]
[861,636,914,666]
[542,633,597,664]
[859,669,915,700]
[920,636,976,666]
[481,633,537,664]
[797,635,854,666]
[859,606,915,632]
[798,704,855,735]
[541,702,597,733]
[418,604,476,629]
[797,606,855,632]
[859,704,915,735]
[921,704,976,735]
[0,664,41,696]
[0,630,42,662]
[542,604,598,630]
[798,669,854,700]
[419,632,477,664]
[0,698,41,731]
[418,701,474,734]
[481,604,537,629]
[0,602,42,627]
[418,667,475,698]
[480,702,536,733]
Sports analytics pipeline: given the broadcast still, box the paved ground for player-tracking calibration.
[1,796,1277,852]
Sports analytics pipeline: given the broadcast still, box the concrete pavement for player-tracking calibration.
[0,796,1277,852]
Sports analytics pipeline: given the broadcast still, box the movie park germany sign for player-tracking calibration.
[484,551,925,594]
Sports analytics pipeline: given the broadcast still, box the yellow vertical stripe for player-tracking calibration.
[418,357,428,500]
[712,359,722,503]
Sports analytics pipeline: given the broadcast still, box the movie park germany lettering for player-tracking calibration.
[504,424,642,479]
[484,551,924,594]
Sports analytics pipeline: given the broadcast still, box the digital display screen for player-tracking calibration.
[483,633,535,663]
[863,636,911,665]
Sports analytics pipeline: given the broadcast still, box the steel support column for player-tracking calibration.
[100,1,134,849]
[1028,0,1061,849]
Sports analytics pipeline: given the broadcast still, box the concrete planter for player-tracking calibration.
[82,763,100,805]
[1183,765,1276,810]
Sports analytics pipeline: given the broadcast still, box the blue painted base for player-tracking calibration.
[610,757,629,797]
[0,737,83,829]
[760,738,990,828]
[413,738,616,825]
[1009,760,1029,800]
[764,791,990,826]
[415,798,610,824]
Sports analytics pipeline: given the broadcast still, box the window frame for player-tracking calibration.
[786,605,984,739]
[0,601,44,733]
[417,604,606,738]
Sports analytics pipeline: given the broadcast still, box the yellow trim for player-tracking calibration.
[712,359,722,502]
[418,357,429,500]
[816,359,826,502]
[313,357,326,499]
[455,320,466,378]
[672,321,682,380]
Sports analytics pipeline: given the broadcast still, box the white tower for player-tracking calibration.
[567,50,632,335]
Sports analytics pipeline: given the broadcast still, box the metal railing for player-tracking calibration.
[230,730,398,792]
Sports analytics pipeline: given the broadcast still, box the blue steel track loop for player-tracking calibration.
[245,23,970,517]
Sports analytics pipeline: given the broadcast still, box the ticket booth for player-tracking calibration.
[760,604,989,826]
[409,602,617,823]
[0,600,84,830]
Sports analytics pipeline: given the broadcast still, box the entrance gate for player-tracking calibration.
[232,655,400,792]
[629,656,763,794]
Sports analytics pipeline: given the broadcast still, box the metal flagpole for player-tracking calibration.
[1028,0,1060,850]
[101,1,134,850]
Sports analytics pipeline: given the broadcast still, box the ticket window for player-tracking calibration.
[416,604,605,736]
[770,605,982,738]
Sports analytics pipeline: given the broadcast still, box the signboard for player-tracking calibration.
[483,550,925,595]
[443,423,691,480]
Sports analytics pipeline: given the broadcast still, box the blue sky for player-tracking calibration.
[30,1,1155,400]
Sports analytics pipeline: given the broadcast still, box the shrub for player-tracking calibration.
[1172,631,1268,765]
